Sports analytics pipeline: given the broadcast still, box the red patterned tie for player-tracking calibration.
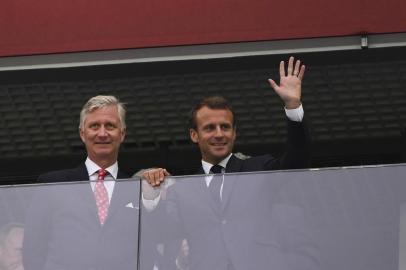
[94,169,109,225]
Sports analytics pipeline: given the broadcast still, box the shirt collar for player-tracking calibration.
[85,157,118,179]
[201,153,233,174]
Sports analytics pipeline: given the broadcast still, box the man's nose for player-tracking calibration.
[97,126,108,136]
[214,126,224,137]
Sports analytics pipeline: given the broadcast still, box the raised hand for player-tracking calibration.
[268,56,305,109]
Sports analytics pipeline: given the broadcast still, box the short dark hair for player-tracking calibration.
[189,96,236,130]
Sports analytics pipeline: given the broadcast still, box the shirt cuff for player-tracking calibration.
[142,193,161,212]
[285,104,304,122]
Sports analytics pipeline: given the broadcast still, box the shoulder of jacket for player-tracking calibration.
[233,152,251,160]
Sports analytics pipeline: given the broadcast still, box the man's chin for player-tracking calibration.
[94,144,113,150]
[93,148,115,157]
[212,150,230,161]
[96,149,114,154]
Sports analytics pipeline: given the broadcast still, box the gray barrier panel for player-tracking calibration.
[0,179,143,270]
[140,164,406,270]
[1,165,406,270]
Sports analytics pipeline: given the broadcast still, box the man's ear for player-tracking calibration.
[120,128,126,143]
[189,128,199,143]
[79,128,85,143]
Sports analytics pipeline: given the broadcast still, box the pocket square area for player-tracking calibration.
[125,202,139,209]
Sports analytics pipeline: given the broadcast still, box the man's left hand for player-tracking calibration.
[268,56,305,109]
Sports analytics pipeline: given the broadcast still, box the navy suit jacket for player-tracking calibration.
[22,164,143,270]
[158,120,319,270]
[196,119,311,174]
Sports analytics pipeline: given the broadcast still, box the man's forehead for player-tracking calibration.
[196,107,233,120]
[86,116,119,122]
[85,107,120,122]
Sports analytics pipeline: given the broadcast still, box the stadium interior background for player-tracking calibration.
[0,46,405,184]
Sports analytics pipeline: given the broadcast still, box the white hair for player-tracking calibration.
[79,95,126,130]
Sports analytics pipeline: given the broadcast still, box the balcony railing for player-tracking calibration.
[1,164,406,270]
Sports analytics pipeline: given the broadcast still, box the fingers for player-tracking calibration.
[269,56,305,107]
[287,56,294,75]
[268,78,278,91]
[298,64,305,80]
[142,168,170,187]
[293,59,301,76]
[279,56,305,78]
[147,168,163,186]
[279,60,285,77]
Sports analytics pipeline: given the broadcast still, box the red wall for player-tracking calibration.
[1,0,405,57]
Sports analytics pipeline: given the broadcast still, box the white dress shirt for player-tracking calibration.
[285,103,303,122]
[85,157,118,203]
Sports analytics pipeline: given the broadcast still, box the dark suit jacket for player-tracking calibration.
[22,164,143,270]
[158,120,319,270]
[197,119,311,174]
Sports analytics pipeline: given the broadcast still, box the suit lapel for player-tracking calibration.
[224,155,244,173]
[191,171,211,203]
[105,171,138,224]
[194,166,223,215]
[69,164,100,223]
[221,155,242,211]
[67,165,136,226]
[196,166,205,175]
[194,155,246,214]
[117,170,129,179]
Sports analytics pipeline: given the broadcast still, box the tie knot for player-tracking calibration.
[98,169,107,180]
[210,165,223,174]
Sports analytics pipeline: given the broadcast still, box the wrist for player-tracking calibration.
[143,189,160,200]
[284,100,301,109]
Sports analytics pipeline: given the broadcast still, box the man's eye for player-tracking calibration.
[105,123,116,130]
[204,125,215,131]
[89,123,99,129]
[221,124,232,131]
